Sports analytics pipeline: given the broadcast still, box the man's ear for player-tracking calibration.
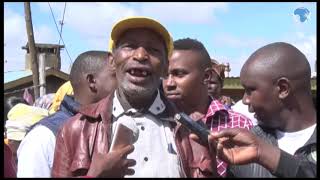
[277,77,290,99]
[203,68,213,85]
[107,51,116,73]
[86,74,97,93]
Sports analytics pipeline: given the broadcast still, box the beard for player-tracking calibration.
[119,76,160,103]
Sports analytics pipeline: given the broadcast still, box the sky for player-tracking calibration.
[4,2,317,77]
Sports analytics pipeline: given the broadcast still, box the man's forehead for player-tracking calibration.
[169,53,200,70]
[170,50,203,64]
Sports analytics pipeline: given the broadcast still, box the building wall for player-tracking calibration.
[45,76,67,94]
[4,76,67,104]
[221,89,244,102]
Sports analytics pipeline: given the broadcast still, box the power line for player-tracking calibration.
[48,2,73,70]
[58,2,67,45]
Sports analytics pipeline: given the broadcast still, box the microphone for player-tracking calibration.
[174,112,211,145]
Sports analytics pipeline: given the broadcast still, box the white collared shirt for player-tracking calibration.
[17,125,55,177]
[111,90,185,177]
[276,124,316,155]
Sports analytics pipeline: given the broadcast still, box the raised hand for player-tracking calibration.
[190,128,280,172]
[190,128,262,164]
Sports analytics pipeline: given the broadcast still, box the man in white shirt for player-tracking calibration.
[17,51,116,177]
[52,16,217,178]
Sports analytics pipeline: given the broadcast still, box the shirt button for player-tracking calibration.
[141,126,145,131]
[144,157,148,161]
[156,107,160,111]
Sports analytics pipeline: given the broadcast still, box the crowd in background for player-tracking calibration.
[3,16,316,178]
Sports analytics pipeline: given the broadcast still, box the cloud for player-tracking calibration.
[4,5,59,72]
[280,31,316,73]
[39,2,136,56]
[34,25,57,43]
[213,33,268,49]
[211,33,271,77]
[31,2,231,72]
[212,31,316,76]
[35,2,229,49]
[37,3,135,39]
[7,3,314,77]
[291,34,317,72]
[211,53,251,77]
[138,2,228,24]
[4,8,27,71]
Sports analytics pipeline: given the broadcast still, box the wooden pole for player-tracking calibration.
[24,2,40,99]
[39,53,46,96]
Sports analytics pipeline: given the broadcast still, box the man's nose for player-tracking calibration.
[133,46,149,62]
[164,75,176,90]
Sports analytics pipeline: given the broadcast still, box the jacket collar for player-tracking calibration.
[77,90,168,119]
[78,92,115,119]
[59,95,80,115]
[296,125,317,158]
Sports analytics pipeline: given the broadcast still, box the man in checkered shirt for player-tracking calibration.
[162,38,253,177]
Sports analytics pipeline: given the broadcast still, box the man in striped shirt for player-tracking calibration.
[163,38,253,177]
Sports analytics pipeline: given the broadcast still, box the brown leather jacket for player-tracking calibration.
[52,92,217,177]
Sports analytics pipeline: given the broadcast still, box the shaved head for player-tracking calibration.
[240,42,315,131]
[241,42,311,93]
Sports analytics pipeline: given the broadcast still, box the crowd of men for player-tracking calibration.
[4,16,316,178]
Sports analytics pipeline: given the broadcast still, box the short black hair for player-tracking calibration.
[69,51,110,88]
[4,96,28,121]
[173,38,211,69]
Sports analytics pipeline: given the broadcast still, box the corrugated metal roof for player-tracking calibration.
[4,70,32,83]
[4,67,58,84]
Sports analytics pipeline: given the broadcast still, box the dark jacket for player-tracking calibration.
[51,92,218,177]
[228,125,317,178]
[29,95,80,136]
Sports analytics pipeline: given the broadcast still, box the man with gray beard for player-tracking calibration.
[52,16,217,178]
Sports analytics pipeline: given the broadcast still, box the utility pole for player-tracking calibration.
[39,53,46,96]
[24,2,39,99]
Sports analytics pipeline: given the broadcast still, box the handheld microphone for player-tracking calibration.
[174,112,211,145]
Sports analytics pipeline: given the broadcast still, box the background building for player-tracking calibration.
[4,43,69,101]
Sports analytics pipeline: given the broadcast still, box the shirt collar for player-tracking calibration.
[112,90,166,118]
[204,98,229,120]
